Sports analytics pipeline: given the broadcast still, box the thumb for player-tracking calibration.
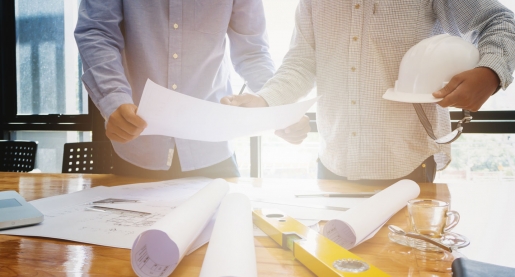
[432,84,454,98]
[433,76,462,98]
[223,95,250,107]
[121,104,147,128]
[220,95,235,105]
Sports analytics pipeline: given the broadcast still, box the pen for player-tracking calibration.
[85,207,107,212]
[294,191,378,198]
[251,199,349,211]
[238,82,247,95]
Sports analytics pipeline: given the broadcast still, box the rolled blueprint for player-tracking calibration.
[199,193,256,277]
[323,179,420,249]
[131,179,229,277]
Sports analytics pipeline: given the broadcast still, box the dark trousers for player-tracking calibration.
[112,148,240,179]
[317,156,436,184]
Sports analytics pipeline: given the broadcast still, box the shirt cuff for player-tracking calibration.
[477,53,514,90]
[97,92,134,121]
[257,87,297,107]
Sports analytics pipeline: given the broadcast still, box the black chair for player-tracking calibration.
[62,141,113,174]
[0,140,38,172]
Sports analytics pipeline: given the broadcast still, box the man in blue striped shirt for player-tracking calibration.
[75,0,275,179]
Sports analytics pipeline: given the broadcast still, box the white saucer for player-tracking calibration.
[388,231,470,252]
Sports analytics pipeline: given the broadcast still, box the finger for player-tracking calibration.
[220,95,235,105]
[432,75,463,98]
[110,107,146,136]
[281,135,307,145]
[221,95,249,107]
[284,116,310,133]
[276,123,310,137]
[120,106,147,129]
[106,130,129,143]
[437,85,466,108]
[106,121,140,141]
[230,94,254,107]
[275,129,309,140]
[226,94,269,107]
[109,116,144,136]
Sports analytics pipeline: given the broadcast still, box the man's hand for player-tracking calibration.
[274,115,311,145]
[432,67,500,112]
[221,94,311,144]
[106,104,147,143]
[220,93,269,107]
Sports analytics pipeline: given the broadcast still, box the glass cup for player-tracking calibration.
[407,199,460,239]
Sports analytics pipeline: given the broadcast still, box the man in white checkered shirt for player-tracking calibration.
[223,0,515,183]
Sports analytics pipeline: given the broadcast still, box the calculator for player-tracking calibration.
[0,190,44,230]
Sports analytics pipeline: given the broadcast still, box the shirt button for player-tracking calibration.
[173,53,178,59]
[354,4,360,9]
[172,84,177,90]
[352,132,357,136]
[351,100,356,105]
[174,23,179,29]
[351,67,356,72]
[352,36,358,41]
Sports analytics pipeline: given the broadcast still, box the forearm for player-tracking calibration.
[433,0,515,89]
[257,0,317,106]
[229,0,276,92]
[74,0,133,119]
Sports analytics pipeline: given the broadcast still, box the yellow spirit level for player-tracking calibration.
[253,209,390,277]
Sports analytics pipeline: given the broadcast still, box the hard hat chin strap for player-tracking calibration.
[413,104,472,144]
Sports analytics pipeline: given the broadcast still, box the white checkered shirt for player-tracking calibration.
[258,0,515,180]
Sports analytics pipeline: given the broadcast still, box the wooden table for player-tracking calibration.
[0,173,513,276]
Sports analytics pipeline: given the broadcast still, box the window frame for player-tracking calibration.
[0,0,93,141]
[250,111,515,177]
[2,0,514,176]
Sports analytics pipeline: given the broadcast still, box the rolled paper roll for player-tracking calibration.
[200,193,256,277]
[131,178,229,277]
[323,179,420,249]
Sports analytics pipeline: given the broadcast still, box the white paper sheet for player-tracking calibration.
[131,179,229,277]
[322,179,420,249]
[230,184,367,221]
[0,178,214,250]
[200,193,256,277]
[0,177,326,252]
[137,79,319,142]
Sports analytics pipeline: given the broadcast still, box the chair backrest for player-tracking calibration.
[0,140,38,172]
[62,141,113,174]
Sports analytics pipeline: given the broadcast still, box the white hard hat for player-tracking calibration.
[383,34,480,103]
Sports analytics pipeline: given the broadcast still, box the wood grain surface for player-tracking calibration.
[0,173,463,277]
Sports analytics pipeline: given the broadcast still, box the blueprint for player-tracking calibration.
[137,79,319,142]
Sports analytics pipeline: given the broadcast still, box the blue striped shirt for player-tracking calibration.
[75,0,275,171]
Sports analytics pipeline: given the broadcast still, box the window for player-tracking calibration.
[15,0,86,115]
[435,0,515,184]
[436,134,515,184]
[1,0,92,173]
[2,0,514,178]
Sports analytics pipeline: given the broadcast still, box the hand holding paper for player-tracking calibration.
[220,93,269,108]
[221,93,312,144]
[107,104,147,143]
[136,79,318,142]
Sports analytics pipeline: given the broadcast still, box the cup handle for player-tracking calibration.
[444,210,460,232]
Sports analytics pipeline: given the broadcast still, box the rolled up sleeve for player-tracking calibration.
[433,0,515,90]
[74,0,133,120]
